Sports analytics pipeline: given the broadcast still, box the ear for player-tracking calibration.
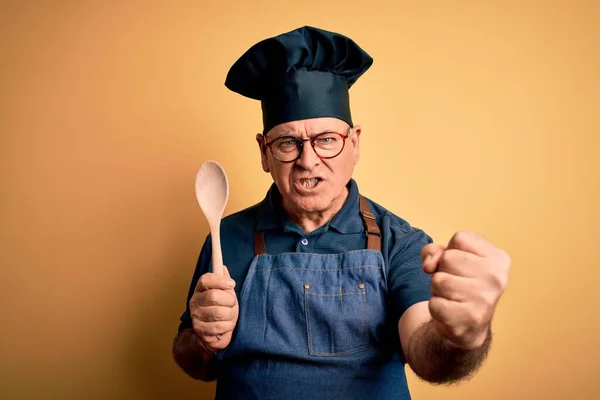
[256,133,270,173]
[350,125,361,164]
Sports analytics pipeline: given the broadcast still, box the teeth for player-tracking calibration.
[300,178,319,188]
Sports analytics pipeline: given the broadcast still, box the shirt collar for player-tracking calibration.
[328,179,364,234]
[256,183,286,231]
[256,179,365,234]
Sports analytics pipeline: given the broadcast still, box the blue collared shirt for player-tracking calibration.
[179,179,432,342]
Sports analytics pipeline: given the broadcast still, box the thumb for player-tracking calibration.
[420,243,446,274]
[221,265,236,289]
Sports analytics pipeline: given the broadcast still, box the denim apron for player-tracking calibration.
[215,196,411,399]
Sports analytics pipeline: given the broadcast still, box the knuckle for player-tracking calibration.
[225,294,236,307]
[430,273,445,290]
[420,243,434,258]
[222,307,235,321]
[439,251,454,268]
[428,296,444,318]
[196,275,210,290]
[206,290,220,304]
[499,250,512,268]
[489,271,508,291]
[450,325,466,339]
[222,320,236,332]
[452,231,470,246]
[467,309,485,328]
[476,290,495,309]
[431,295,445,308]
[484,293,496,308]
[499,273,509,290]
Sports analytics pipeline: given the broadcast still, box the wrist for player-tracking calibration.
[433,321,491,352]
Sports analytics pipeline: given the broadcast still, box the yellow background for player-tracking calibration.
[2,1,599,399]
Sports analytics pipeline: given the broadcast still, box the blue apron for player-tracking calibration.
[215,196,411,399]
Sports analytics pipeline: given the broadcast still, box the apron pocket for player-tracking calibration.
[303,282,368,356]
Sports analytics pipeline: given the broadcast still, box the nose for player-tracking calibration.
[295,140,320,170]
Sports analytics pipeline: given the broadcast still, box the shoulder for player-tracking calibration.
[362,196,433,247]
[200,202,261,257]
[220,202,261,233]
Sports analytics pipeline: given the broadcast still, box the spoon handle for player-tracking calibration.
[210,222,224,275]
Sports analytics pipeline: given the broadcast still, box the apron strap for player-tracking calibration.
[359,195,381,251]
[253,194,382,256]
[254,228,267,256]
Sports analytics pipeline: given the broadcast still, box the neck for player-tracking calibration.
[283,187,349,234]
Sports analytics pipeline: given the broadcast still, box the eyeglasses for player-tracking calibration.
[264,128,352,163]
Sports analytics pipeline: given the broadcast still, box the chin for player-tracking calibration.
[292,196,330,212]
[288,188,340,212]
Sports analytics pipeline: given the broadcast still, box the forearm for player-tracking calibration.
[405,320,492,384]
[172,328,218,381]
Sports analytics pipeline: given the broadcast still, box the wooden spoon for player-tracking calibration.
[195,160,229,275]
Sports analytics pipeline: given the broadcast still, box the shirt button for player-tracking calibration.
[301,238,309,245]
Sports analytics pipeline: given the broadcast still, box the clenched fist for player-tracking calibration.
[421,232,511,350]
[189,265,239,353]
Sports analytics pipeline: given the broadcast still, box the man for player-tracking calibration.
[172,26,510,399]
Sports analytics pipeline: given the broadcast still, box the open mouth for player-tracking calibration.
[298,178,322,189]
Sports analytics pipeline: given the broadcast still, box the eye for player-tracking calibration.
[314,133,339,146]
[273,137,301,153]
[320,134,338,141]
[279,139,297,147]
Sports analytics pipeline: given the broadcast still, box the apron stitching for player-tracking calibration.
[309,347,367,357]
[248,265,383,273]
[262,266,273,347]
[304,285,313,355]
[304,282,373,357]
[253,249,383,257]
[307,292,365,296]
[361,284,369,347]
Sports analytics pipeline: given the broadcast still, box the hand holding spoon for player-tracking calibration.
[195,160,229,276]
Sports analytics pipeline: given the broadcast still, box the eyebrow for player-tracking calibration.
[268,130,332,140]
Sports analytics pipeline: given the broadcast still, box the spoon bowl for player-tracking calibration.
[195,160,229,275]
